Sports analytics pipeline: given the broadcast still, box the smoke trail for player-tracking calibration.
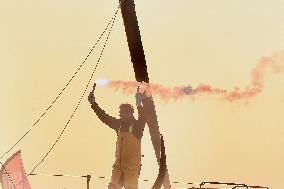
[96,51,284,102]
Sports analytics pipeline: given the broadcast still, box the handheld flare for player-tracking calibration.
[92,83,96,92]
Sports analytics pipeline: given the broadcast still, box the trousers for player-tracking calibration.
[108,132,141,189]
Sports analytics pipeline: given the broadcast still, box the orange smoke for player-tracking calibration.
[101,51,284,102]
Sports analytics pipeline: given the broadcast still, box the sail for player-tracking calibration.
[0,151,31,189]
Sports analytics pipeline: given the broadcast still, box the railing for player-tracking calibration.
[200,181,269,189]
[26,173,269,189]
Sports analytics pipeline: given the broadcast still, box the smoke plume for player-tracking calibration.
[96,51,284,102]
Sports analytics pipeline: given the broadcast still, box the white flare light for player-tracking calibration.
[95,79,110,86]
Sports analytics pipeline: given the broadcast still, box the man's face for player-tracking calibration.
[119,107,133,121]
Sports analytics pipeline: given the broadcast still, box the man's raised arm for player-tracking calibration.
[88,83,120,131]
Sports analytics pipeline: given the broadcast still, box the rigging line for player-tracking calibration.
[18,173,197,185]
[15,5,119,186]
[13,173,269,189]
[0,2,122,162]
[3,172,200,189]
[3,172,86,178]
[28,173,110,180]
[29,173,195,186]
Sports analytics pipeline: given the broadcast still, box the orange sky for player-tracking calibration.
[1,0,284,188]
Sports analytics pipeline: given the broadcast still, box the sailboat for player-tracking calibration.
[0,0,270,189]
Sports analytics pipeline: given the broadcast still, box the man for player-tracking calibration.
[88,83,148,189]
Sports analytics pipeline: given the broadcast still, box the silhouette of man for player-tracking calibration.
[88,83,147,189]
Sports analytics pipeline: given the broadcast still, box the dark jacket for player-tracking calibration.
[91,102,146,140]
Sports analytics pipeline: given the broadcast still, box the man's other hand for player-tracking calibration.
[135,92,142,107]
[88,91,95,104]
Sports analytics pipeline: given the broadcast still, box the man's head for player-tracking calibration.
[119,103,134,121]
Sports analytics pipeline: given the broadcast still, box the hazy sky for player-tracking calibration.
[1,0,284,188]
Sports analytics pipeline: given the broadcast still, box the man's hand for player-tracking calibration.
[88,82,97,105]
[88,91,95,105]
[135,92,142,107]
[136,86,147,106]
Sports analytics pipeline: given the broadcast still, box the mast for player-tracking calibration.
[119,0,171,188]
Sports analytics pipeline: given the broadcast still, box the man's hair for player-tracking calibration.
[119,103,134,114]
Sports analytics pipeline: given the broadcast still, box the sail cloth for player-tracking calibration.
[0,151,31,189]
